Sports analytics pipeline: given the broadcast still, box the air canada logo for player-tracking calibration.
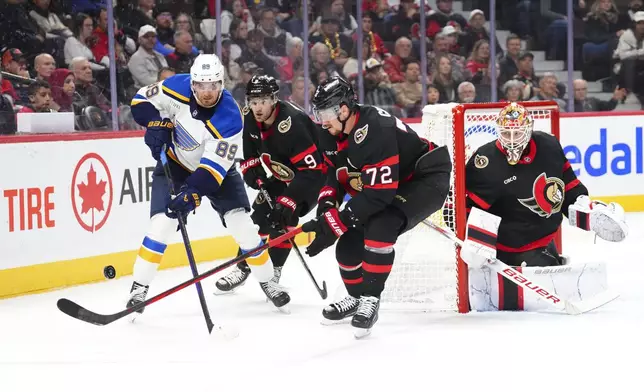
[518,173,564,218]
[71,153,113,232]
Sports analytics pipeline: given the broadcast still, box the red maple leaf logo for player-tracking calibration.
[77,164,107,229]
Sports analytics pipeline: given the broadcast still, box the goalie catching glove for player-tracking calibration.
[568,195,628,242]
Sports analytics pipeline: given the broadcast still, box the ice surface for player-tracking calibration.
[1,214,643,392]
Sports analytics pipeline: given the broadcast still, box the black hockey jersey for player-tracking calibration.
[242,100,324,204]
[319,105,440,223]
[465,131,589,252]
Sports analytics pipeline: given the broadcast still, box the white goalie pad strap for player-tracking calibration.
[462,207,501,269]
[469,262,609,312]
[569,199,628,242]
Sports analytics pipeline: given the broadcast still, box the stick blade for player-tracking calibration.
[57,298,114,326]
[320,281,328,300]
[564,290,620,315]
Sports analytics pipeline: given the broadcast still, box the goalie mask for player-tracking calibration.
[496,103,533,165]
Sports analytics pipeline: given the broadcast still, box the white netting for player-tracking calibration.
[381,102,555,312]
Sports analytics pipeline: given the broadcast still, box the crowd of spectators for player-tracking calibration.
[0,0,641,134]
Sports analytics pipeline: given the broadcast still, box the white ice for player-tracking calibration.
[1,214,643,392]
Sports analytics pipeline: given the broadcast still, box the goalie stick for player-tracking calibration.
[57,228,303,326]
[257,179,328,299]
[160,147,215,334]
[422,220,619,315]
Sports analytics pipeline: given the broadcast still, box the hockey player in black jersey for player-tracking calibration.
[215,74,325,299]
[301,77,452,337]
[463,102,628,310]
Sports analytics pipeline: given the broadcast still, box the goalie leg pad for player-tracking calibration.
[224,208,274,283]
[133,213,177,286]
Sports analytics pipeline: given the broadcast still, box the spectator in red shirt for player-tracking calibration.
[383,36,413,83]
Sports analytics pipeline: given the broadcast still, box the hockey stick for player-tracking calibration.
[422,220,620,315]
[159,148,215,334]
[57,228,302,326]
[257,179,328,299]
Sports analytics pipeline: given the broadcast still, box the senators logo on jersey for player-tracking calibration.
[260,153,295,182]
[518,173,565,218]
[336,167,363,195]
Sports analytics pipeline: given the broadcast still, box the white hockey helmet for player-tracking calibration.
[190,54,225,107]
[496,102,534,165]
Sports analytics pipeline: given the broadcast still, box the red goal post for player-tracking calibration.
[383,101,561,313]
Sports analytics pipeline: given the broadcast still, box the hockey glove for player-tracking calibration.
[144,118,174,160]
[166,185,201,219]
[316,186,339,217]
[568,195,629,242]
[301,208,349,257]
[269,195,297,230]
[240,157,267,190]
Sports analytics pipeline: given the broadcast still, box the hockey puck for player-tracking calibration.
[103,265,116,279]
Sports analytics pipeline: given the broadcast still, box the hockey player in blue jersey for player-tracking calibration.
[127,54,290,316]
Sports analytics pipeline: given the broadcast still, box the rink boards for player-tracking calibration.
[0,111,642,298]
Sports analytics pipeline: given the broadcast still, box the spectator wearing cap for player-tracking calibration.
[614,10,644,107]
[310,17,354,60]
[128,25,168,88]
[573,78,626,111]
[257,8,292,58]
[364,58,400,117]
[511,51,539,100]
[235,29,279,79]
[231,61,258,106]
[353,12,388,61]
[441,25,463,56]
[529,73,567,111]
[314,0,358,37]
[64,13,108,71]
[153,5,176,53]
[384,37,414,83]
[393,59,423,115]
[0,72,17,135]
[18,79,54,113]
[49,68,76,112]
[427,0,468,32]
[1,49,30,104]
[166,31,197,74]
[118,0,155,41]
[498,34,522,86]
[459,9,502,59]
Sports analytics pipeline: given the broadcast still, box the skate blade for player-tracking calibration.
[353,327,372,339]
[277,305,291,314]
[320,318,352,326]
[213,288,238,296]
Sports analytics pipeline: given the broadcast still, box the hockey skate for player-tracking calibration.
[321,295,359,326]
[214,263,251,295]
[126,281,149,322]
[351,296,380,339]
[260,280,291,314]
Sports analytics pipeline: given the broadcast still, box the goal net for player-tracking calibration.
[381,101,560,312]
